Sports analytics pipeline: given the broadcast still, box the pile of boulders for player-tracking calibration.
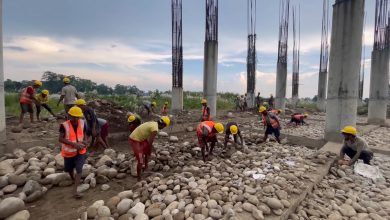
[79,142,334,220]
[362,127,390,149]
[290,154,390,220]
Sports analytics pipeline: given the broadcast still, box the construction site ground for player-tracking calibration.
[2,108,390,220]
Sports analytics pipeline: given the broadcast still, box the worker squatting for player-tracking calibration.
[17,79,374,198]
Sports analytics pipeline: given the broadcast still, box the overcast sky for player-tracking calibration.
[3,0,376,98]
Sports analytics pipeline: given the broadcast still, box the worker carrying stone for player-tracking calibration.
[224,122,243,148]
[200,99,211,121]
[75,99,100,147]
[338,126,373,166]
[128,116,170,181]
[58,106,88,198]
[35,89,57,121]
[18,80,42,125]
[142,100,156,116]
[196,121,224,161]
[288,113,308,126]
[161,102,169,115]
[259,106,281,144]
[57,77,80,117]
[128,114,142,133]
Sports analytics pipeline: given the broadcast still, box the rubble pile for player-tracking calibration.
[291,154,390,220]
[79,142,334,220]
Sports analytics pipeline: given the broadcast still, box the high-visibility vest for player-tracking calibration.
[262,114,279,129]
[196,121,215,138]
[293,114,304,120]
[201,106,210,121]
[270,109,280,115]
[61,120,86,158]
[19,86,34,104]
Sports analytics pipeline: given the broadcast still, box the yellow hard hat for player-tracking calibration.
[75,99,86,105]
[63,77,70,83]
[341,126,357,135]
[201,99,207,104]
[214,123,224,134]
[128,115,136,123]
[278,109,283,113]
[304,113,309,117]
[165,102,168,105]
[68,106,83,117]
[259,106,266,113]
[42,90,49,95]
[160,116,170,126]
[34,80,42,87]
[230,125,238,135]
[152,101,157,107]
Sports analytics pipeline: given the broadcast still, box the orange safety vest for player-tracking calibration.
[201,106,210,121]
[293,114,304,120]
[61,120,86,158]
[196,121,215,138]
[262,114,279,129]
[19,86,35,104]
[270,109,280,115]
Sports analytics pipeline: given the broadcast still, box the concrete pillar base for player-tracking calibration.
[0,128,5,154]
[275,62,287,110]
[291,96,299,107]
[275,98,286,110]
[316,99,326,112]
[203,41,218,117]
[246,93,255,108]
[171,87,183,111]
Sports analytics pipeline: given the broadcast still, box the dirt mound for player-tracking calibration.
[88,99,129,133]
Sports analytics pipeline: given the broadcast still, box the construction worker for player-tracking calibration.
[269,94,274,108]
[224,122,243,148]
[288,113,308,126]
[129,116,170,180]
[96,118,110,149]
[58,106,88,198]
[243,93,248,111]
[200,99,211,121]
[128,114,142,133]
[259,106,281,144]
[35,90,57,121]
[142,100,156,116]
[270,109,282,115]
[19,80,42,125]
[75,99,99,146]
[57,77,80,117]
[196,121,224,161]
[161,102,169,115]
[255,92,262,110]
[338,126,373,166]
[235,96,240,111]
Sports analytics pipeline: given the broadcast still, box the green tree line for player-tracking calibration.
[4,71,144,95]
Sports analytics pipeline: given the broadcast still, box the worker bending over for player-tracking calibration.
[129,116,170,180]
[200,99,211,121]
[259,106,281,144]
[95,118,110,149]
[269,109,282,115]
[224,122,243,148]
[36,90,57,121]
[75,99,100,147]
[288,113,308,126]
[196,121,224,161]
[338,126,373,166]
[142,100,156,116]
[58,106,88,198]
[128,114,142,133]
[161,102,169,115]
[19,80,42,125]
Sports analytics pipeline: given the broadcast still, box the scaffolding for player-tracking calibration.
[172,0,183,88]
[247,0,256,94]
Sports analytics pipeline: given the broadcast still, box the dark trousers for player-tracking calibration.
[36,103,53,115]
[341,146,373,164]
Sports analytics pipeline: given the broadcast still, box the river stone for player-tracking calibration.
[101,184,110,191]
[96,175,110,184]
[0,197,25,219]
[8,174,27,186]
[339,204,356,217]
[2,184,18,193]
[54,154,64,168]
[97,206,111,217]
[25,191,44,203]
[87,206,98,219]
[209,209,222,219]
[22,180,42,196]
[77,184,90,193]
[207,200,218,209]
[117,198,132,215]
[0,160,15,175]
[0,176,8,188]
[96,155,112,167]
[243,203,254,212]
[118,190,133,199]
[4,210,30,220]
[266,198,283,210]
[107,196,121,211]
[194,214,206,220]
[129,202,145,216]
[147,207,162,218]
[43,168,55,176]
[118,214,133,220]
[252,209,264,220]
[169,136,179,142]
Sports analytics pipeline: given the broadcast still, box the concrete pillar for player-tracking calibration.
[171,87,183,111]
[203,41,218,117]
[246,92,255,108]
[368,49,389,125]
[275,62,287,110]
[317,70,327,111]
[0,0,5,153]
[291,96,298,107]
[325,0,364,142]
